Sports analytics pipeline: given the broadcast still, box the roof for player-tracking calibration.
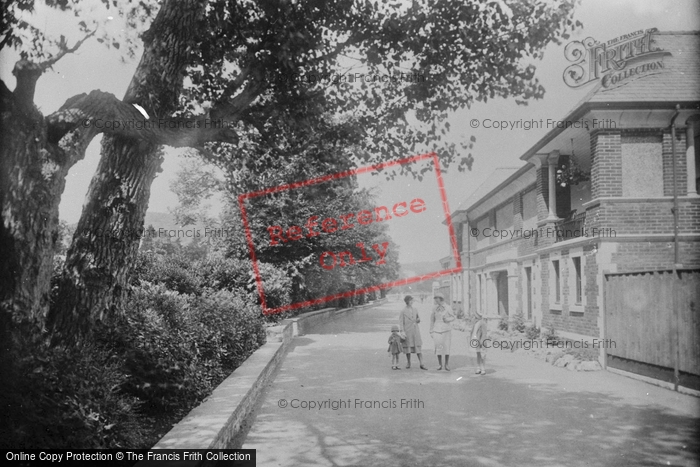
[453,167,520,214]
[586,32,700,104]
[521,31,700,162]
[450,32,700,220]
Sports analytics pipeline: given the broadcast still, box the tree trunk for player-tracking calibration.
[48,0,204,340]
[0,84,66,327]
[0,60,98,328]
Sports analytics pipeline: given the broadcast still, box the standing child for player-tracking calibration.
[388,325,404,370]
[471,310,488,375]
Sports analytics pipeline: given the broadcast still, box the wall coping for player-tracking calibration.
[584,195,700,209]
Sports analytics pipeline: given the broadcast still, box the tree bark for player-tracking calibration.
[0,60,98,328]
[0,81,65,327]
[48,0,206,339]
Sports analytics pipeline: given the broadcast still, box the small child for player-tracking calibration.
[388,325,404,370]
[471,310,487,375]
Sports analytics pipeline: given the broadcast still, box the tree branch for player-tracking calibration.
[10,31,96,115]
[38,30,97,72]
[46,90,243,148]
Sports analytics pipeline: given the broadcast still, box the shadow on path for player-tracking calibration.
[243,301,700,467]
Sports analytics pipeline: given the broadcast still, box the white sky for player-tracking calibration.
[1,0,699,265]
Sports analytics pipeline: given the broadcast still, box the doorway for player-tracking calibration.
[496,271,509,316]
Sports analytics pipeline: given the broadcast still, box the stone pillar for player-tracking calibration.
[532,152,560,221]
[485,273,498,331]
[531,152,561,247]
[507,263,519,318]
[686,117,699,196]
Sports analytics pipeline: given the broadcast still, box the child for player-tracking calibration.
[471,310,487,375]
[388,325,404,370]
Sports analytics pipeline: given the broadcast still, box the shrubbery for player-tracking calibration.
[525,324,541,339]
[2,250,275,448]
[511,313,526,333]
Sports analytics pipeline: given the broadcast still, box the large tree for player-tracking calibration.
[1,0,580,340]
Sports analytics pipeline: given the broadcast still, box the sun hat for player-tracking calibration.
[391,325,400,332]
[434,292,444,300]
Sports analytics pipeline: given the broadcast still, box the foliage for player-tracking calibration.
[498,316,509,331]
[2,250,268,448]
[543,325,558,343]
[525,324,541,340]
[511,313,527,333]
[556,155,590,187]
[2,0,582,339]
[563,345,599,362]
[170,148,400,312]
[0,318,145,448]
[109,283,265,414]
[132,253,203,295]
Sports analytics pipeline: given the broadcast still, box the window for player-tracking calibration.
[553,260,560,304]
[573,257,582,305]
[568,252,586,313]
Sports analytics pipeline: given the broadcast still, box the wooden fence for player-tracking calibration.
[604,270,700,378]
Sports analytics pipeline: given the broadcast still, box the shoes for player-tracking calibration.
[420,365,428,370]
[445,366,450,371]
[406,364,411,369]
[437,366,442,371]
[475,369,482,374]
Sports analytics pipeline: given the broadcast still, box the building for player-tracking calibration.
[445,31,700,390]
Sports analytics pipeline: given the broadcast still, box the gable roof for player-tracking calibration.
[453,167,521,213]
[585,31,700,104]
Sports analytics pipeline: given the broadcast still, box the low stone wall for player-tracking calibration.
[147,321,294,454]
[144,298,385,463]
[283,299,384,337]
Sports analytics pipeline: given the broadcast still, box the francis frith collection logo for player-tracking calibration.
[563,28,670,90]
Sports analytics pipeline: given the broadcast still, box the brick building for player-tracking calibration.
[444,31,700,386]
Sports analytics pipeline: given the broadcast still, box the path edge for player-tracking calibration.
[145,298,387,456]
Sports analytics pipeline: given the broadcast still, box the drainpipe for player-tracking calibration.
[669,105,680,391]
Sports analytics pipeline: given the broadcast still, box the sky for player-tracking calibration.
[2,0,699,266]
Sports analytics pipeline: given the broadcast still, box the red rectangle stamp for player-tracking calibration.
[238,152,462,315]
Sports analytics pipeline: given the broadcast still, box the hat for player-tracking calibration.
[403,295,413,305]
[391,325,400,332]
[434,292,444,300]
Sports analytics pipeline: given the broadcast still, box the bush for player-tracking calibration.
[511,313,526,333]
[2,250,269,448]
[542,325,558,343]
[563,346,599,362]
[498,316,509,331]
[525,324,541,340]
[111,283,266,415]
[0,319,145,448]
[132,252,202,295]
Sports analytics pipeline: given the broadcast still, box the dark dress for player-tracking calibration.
[388,333,404,355]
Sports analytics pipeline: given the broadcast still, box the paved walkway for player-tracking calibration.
[242,299,700,466]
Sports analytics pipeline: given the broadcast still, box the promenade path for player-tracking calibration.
[241,298,700,466]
